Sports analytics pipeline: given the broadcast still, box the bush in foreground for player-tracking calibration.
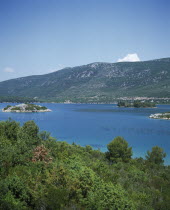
[0,119,169,209]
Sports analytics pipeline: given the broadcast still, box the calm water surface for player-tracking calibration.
[0,103,170,164]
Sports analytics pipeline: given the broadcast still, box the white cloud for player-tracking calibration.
[117,53,140,62]
[3,67,15,73]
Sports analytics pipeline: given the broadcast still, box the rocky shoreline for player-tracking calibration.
[149,113,170,120]
[2,109,51,113]
[2,103,51,113]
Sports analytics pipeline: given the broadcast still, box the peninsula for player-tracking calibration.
[117,101,156,108]
[149,112,170,120]
[2,104,51,113]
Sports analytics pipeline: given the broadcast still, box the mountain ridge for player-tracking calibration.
[0,57,170,102]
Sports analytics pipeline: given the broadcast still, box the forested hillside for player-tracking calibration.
[0,96,37,103]
[0,58,170,102]
[0,119,169,209]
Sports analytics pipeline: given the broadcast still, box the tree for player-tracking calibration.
[22,121,39,139]
[0,119,20,143]
[106,136,132,163]
[146,146,166,165]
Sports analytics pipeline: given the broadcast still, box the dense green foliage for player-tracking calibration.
[118,101,156,108]
[146,146,166,165]
[0,58,170,102]
[0,119,170,209]
[24,104,47,111]
[133,101,156,108]
[117,101,132,107]
[4,105,12,110]
[106,136,132,163]
[11,107,21,111]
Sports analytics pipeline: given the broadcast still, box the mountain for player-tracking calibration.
[0,58,170,102]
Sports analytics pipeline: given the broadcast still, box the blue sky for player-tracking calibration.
[0,0,170,81]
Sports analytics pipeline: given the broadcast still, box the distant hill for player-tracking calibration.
[0,58,170,102]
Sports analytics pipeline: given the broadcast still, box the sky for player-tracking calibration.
[0,0,170,81]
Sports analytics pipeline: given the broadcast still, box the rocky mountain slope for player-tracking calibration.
[0,58,170,102]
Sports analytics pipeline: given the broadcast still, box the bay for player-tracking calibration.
[0,103,170,164]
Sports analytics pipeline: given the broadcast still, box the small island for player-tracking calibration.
[149,112,170,120]
[2,103,51,113]
[117,101,156,108]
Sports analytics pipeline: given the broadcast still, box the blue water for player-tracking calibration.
[0,103,170,164]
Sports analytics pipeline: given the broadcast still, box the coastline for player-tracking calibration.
[2,103,52,113]
[149,113,170,120]
[2,109,51,113]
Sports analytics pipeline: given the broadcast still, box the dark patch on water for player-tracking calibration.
[101,126,111,131]
[75,108,159,114]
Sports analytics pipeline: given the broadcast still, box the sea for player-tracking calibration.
[0,103,170,164]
